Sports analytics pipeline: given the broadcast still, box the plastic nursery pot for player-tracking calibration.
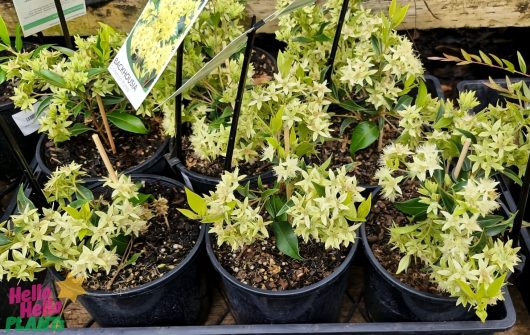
[35,135,170,183]
[173,157,276,195]
[0,100,40,178]
[361,224,476,322]
[205,233,358,324]
[50,175,209,327]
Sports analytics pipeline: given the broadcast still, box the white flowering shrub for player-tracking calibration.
[0,163,166,281]
[276,0,424,151]
[376,142,520,321]
[180,157,371,257]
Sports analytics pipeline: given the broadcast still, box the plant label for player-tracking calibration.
[108,0,208,110]
[11,102,46,136]
[12,0,86,37]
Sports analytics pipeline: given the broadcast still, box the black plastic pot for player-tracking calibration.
[35,135,170,183]
[457,78,530,114]
[50,175,209,327]
[205,233,358,324]
[0,100,40,178]
[361,224,475,322]
[173,157,275,195]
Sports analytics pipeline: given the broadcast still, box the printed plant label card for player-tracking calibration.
[12,0,86,37]
[109,0,208,110]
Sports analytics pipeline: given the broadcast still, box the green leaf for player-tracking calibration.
[177,208,200,220]
[357,194,372,219]
[312,182,325,197]
[396,254,410,274]
[370,35,381,55]
[461,49,472,62]
[501,169,523,186]
[270,108,283,133]
[36,96,52,118]
[394,95,413,111]
[107,111,149,134]
[126,252,142,266]
[0,16,10,46]
[36,69,67,88]
[0,233,11,246]
[265,196,286,220]
[502,59,515,73]
[394,198,427,216]
[339,100,367,113]
[0,69,5,85]
[75,185,94,201]
[295,142,315,157]
[272,221,302,260]
[490,53,504,67]
[390,222,423,235]
[87,68,108,78]
[457,280,476,299]
[518,51,527,73]
[276,199,294,217]
[487,274,506,298]
[52,45,75,57]
[130,193,153,205]
[455,128,477,143]
[111,235,130,255]
[339,118,355,136]
[439,187,455,212]
[415,80,428,107]
[349,121,379,156]
[17,185,35,212]
[42,242,66,262]
[185,188,207,216]
[69,199,89,209]
[479,50,492,65]
[14,24,22,52]
[70,123,92,136]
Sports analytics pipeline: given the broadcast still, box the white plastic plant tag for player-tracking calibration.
[11,102,46,136]
[12,0,86,37]
[108,0,209,110]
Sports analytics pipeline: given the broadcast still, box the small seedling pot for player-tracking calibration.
[172,157,276,195]
[50,175,209,327]
[205,233,358,324]
[35,135,170,183]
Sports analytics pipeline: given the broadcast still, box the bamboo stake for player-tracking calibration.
[92,134,118,183]
[453,138,472,179]
[96,95,117,154]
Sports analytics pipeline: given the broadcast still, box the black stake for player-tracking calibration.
[0,116,47,208]
[324,0,349,85]
[53,0,73,49]
[172,44,185,160]
[224,16,257,171]
[510,159,530,245]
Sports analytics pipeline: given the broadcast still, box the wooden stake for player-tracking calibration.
[92,134,118,183]
[96,95,117,155]
[453,138,472,179]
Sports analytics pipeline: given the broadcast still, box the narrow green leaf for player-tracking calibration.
[357,194,372,219]
[396,254,410,274]
[69,123,92,136]
[394,198,428,216]
[36,69,67,88]
[339,118,355,136]
[0,233,11,246]
[36,96,52,118]
[312,182,325,197]
[490,53,503,67]
[42,242,66,262]
[185,188,207,216]
[14,24,22,52]
[0,16,10,46]
[502,59,515,73]
[276,199,294,217]
[501,168,523,186]
[390,222,423,235]
[272,221,302,260]
[517,51,527,73]
[126,252,142,266]
[107,111,149,134]
[455,128,477,144]
[395,95,413,111]
[295,142,315,157]
[130,193,153,205]
[349,121,379,156]
[75,185,94,201]
[111,235,130,255]
[479,50,492,65]
[177,208,200,220]
[87,68,108,78]
[439,187,455,212]
[52,46,75,57]
[461,49,472,62]
[17,185,35,212]
[487,274,506,298]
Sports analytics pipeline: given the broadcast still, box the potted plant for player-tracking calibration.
[8,24,170,180]
[365,91,525,322]
[275,0,427,185]
[0,15,52,178]
[0,163,208,326]
[179,122,373,324]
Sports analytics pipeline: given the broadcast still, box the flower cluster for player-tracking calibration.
[0,163,155,281]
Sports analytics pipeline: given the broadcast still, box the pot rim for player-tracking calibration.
[205,228,358,297]
[50,174,205,297]
[36,134,170,178]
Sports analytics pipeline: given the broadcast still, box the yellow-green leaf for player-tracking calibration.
[185,188,207,216]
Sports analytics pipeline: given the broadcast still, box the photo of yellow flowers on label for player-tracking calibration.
[109,0,208,110]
